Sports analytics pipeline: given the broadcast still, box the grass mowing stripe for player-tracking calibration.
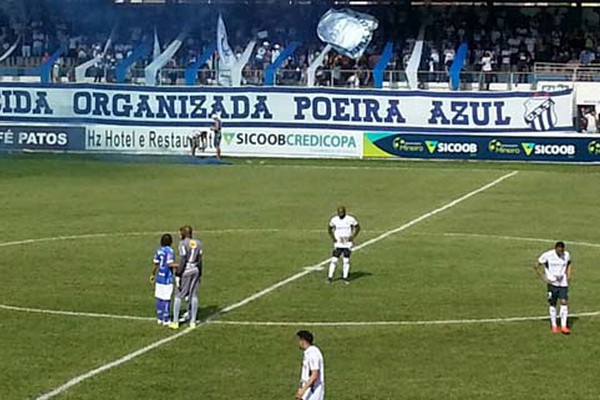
[34,170,518,400]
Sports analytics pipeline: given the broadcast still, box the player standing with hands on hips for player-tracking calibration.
[535,241,572,334]
[327,206,360,284]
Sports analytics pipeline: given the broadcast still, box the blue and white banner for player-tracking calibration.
[0,84,574,134]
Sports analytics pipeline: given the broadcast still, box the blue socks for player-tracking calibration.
[156,299,171,324]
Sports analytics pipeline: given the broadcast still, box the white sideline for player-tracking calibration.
[33,170,518,400]
[212,310,600,327]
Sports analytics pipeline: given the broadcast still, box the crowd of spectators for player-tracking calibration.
[413,7,600,86]
[1,0,600,86]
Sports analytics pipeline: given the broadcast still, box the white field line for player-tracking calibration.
[212,311,600,327]
[0,229,324,248]
[4,302,599,327]
[216,171,518,314]
[259,164,513,173]
[6,229,600,325]
[0,304,155,321]
[435,232,600,249]
[33,171,518,400]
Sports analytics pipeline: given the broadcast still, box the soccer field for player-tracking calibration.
[1,155,600,400]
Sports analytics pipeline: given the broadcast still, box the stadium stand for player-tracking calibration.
[1,0,600,86]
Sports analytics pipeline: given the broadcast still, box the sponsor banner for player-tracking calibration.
[364,132,600,162]
[0,83,574,133]
[86,125,361,158]
[0,125,85,151]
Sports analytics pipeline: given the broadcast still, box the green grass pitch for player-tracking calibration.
[1,154,600,399]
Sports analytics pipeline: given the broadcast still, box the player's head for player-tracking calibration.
[179,225,193,240]
[555,241,566,256]
[297,330,314,350]
[212,113,220,120]
[160,233,173,247]
[337,206,346,218]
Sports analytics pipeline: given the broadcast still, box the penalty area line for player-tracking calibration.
[34,170,518,400]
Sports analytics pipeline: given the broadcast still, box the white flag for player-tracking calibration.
[153,27,161,60]
[317,9,378,60]
[217,14,236,69]
[217,14,236,86]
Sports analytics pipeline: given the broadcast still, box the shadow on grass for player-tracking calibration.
[198,305,221,320]
[568,316,579,329]
[347,271,373,282]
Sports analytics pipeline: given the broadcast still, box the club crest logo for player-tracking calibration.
[589,140,600,156]
[524,97,557,132]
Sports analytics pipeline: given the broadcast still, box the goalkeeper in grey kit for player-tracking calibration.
[170,225,203,329]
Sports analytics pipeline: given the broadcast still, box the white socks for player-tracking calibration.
[328,257,351,280]
[328,257,338,279]
[549,306,557,327]
[559,305,568,328]
[342,258,350,280]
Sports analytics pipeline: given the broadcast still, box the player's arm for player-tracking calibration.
[296,370,320,400]
[327,224,335,242]
[534,257,550,283]
[176,245,188,277]
[566,261,573,282]
[167,253,179,270]
[351,223,361,241]
[533,261,544,281]
[150,262,158,283]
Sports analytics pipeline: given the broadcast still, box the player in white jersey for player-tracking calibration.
[327,206,360,284]
[535,241,572,334]
[296,330,325,400]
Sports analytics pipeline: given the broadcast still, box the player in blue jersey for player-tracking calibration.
[151,233,178,326]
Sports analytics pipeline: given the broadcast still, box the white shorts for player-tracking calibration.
[154,283,173,301]
[302,386,324,400]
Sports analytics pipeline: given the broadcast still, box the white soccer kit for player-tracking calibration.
[329,215,359,249]
[538,250,571,287]
[300,345,325,400]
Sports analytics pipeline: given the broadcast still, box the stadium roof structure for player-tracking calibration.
[113,0,600,6]
[113,0,409,4]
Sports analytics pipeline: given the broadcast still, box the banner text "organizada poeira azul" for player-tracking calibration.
[0,84,573,132]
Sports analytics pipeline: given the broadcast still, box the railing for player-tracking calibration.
[2,62,597,89]
[534,62,600,82]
